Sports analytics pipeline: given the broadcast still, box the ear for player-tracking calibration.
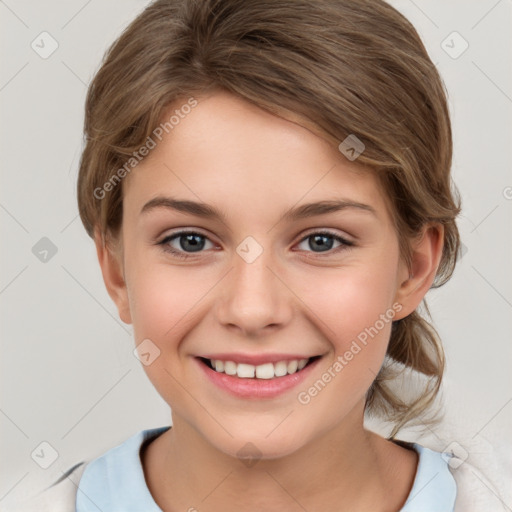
[93,227,132,324]
[393,223,444,320]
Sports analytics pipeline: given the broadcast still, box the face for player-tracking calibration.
[105,91,416,459]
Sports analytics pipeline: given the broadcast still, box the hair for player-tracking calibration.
[77,0,461,438]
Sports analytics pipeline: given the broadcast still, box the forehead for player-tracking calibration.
[122,92,391,223]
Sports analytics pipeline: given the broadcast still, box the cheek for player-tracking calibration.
[126,252,208,342]
[300,262,398,349]
[125,259,208,407]
[293,268,398,425]
[293,256,401,406]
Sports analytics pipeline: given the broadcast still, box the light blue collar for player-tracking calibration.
[399,442,457,511]
[76,427,457,511]
[76,426,170,511]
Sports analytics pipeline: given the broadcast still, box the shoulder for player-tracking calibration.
[5,426,170,512]
[75,426,170,510]
[395,439,510,512]
[448,455,510,512]
[397,441,457,511]
[3,462,88,512]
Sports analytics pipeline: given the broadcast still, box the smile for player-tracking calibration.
[201,357,320,379]
[195,355,323,399]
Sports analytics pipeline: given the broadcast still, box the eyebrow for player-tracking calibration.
[140,196,377,223]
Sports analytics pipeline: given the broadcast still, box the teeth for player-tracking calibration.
[208,358,310,379]
[224,360,237,375]
[255,363,274,379]
[237,363,255,378]
[274,361,288,377]
[298,359,308,370]
[287,360,298,374]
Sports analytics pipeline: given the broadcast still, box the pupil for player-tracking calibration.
[181,234,205,252]
[310,234,333,252]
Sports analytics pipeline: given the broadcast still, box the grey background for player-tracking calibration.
[1,0,511,508]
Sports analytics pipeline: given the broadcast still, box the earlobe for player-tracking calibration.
[393,224,444,320]
[93,228,132,325]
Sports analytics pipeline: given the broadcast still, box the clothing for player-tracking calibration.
[6,426,508,512]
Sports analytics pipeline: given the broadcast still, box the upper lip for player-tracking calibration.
[197,353,320,365]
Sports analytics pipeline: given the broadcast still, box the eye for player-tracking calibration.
[157,229,354,260]
[295,231,353,255]
[158,231,215,259]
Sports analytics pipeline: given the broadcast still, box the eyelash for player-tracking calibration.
[157,229,354,260]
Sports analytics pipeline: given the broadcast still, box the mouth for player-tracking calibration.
[195,355,323,399]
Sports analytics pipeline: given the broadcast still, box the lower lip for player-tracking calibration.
[195,357,322,399]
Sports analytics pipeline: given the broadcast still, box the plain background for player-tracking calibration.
[1,0,511,508]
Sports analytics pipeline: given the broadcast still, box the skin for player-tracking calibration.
[95,90,444,511]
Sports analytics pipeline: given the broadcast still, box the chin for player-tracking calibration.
[203,424,310,463]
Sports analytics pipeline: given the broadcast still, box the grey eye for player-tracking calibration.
[164,232,214,253]
[297,233,344,253]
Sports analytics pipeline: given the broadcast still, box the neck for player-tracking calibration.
[142,406,418,512]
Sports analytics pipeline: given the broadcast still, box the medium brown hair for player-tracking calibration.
[77,0,461,437]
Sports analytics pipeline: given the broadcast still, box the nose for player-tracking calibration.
[215,244,293,337]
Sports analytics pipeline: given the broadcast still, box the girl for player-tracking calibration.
[10,0,508,510]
